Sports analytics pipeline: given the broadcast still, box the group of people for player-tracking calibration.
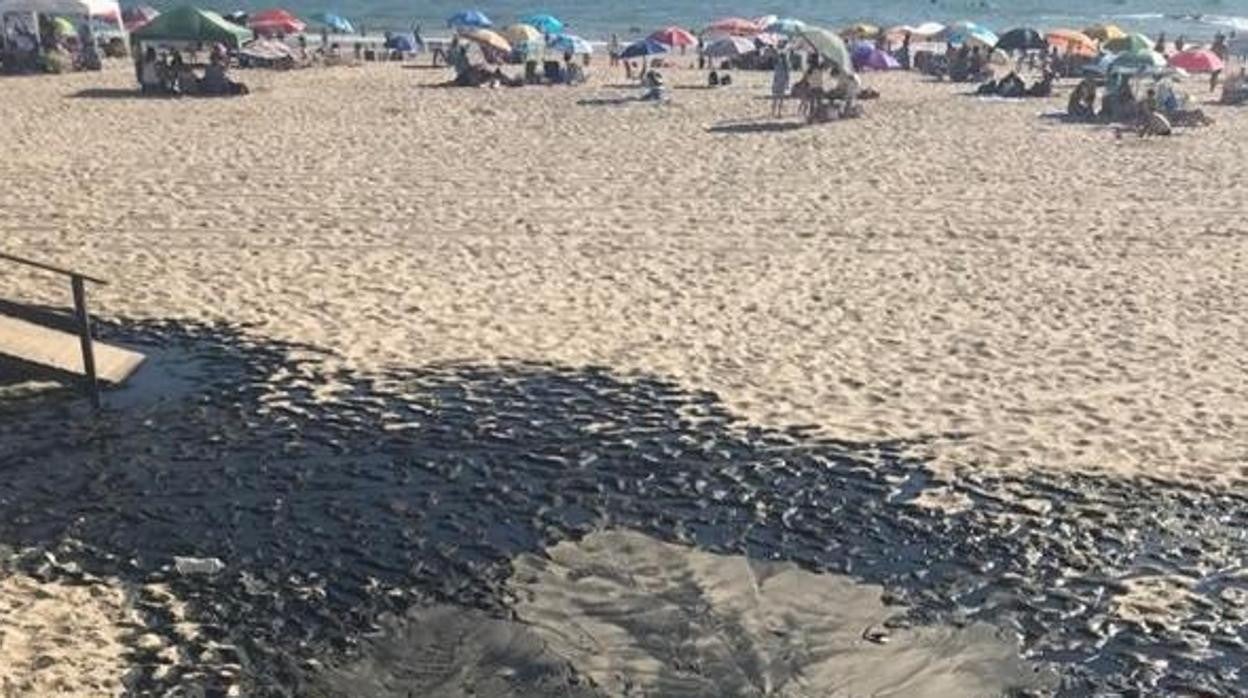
[0,17,113,74]
[976,68,1054,98]
[136,44,248,96]
[1066,73,1214,136]
[445,36,588,88]
[785,54,863,122]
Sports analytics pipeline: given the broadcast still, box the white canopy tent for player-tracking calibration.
[0,0,124,34]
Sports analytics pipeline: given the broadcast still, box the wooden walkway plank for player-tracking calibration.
[0,315,145,384]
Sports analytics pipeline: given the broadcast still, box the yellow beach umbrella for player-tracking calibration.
[459,27,512,53]
[842,22,880,39]
[1083,24,1125,42]
[502,23,541,45]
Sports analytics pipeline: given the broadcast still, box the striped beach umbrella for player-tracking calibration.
[705,17,761,37]
[649,26,697,47]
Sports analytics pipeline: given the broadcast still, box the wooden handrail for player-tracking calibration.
[0,251,108,286]
[0,250,106,406]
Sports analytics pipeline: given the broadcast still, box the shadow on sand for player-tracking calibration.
[2,318,1247,696]
[68,87,153,100]
[708,120,806,134]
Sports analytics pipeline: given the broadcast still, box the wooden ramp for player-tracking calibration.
[0,314,145,384]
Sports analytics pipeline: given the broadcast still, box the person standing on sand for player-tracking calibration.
[770,49,790,117]
[608,33,620,68]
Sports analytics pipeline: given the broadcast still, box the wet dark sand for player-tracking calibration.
[2,319,1247,696]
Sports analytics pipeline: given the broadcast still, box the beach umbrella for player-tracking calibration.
[522,13,562,35]
[1104,33,1152,54]
[1108,49,1167,74]
[765,18,806,35]
[619,37,667,59]
[945,21,997,49]
[1168,48,1224,74]
[131,6,252,48]
[841,22,880,40]
[223,10,247,26]
[752,14,777,29]
[649,26,696,47]
[1046,29,1097,57]
[705,17,761,37]
[447,9,491,28]
[50,15,75,35]
[549,33,591,55]
[1083,24,1125,42]
[702,35,755,58]
[384,32,416,52]
[994,28,1046,52]
[458,26,510,52]
[122,5,158,30]
[887,21,943,39]
[250,8,306,36]
[502,23,541,44]
[851,41,900,71]
[311,12,353,33]
[795,26,852,73]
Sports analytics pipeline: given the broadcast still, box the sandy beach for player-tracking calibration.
[2,57,1248,695]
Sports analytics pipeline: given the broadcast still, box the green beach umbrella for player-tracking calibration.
[1103,33,1152,54]
[131,6,253,49]
[51,16,76,36]
[796,26,853,73]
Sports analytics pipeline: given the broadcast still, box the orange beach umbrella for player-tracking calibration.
[1046,29,1097,56]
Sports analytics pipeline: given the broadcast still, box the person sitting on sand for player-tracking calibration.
[563,52,585,85]
[1067,78,1097,120]
[1026,68,1054,98]
[997,71,1025,98]
[201,53,249,95]
[1221,68,1248,105]
[640,70,665,101]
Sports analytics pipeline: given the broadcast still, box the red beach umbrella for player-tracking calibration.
[122,5,158,31]
[1168,48,1225,74]
[249,8,306,35]
[705,17,762,37]
[649,25,697,47]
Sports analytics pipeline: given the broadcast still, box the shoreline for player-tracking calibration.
[2,47,1248,696]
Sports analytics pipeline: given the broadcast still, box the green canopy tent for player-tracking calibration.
[130,5,251,49]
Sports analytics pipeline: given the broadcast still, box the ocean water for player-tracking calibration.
[174,0,1246,40]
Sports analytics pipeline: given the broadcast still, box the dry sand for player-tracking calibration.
[1,57,1247,693]
[1,60,1245,484]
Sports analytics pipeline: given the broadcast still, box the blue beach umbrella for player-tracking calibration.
[312,12,353,33]
[447,9,491,28]
[549,33,591,55]
[522,13,563,35]
[620,37,667,59]
[946,21,997,49]
[385,32,416,52]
